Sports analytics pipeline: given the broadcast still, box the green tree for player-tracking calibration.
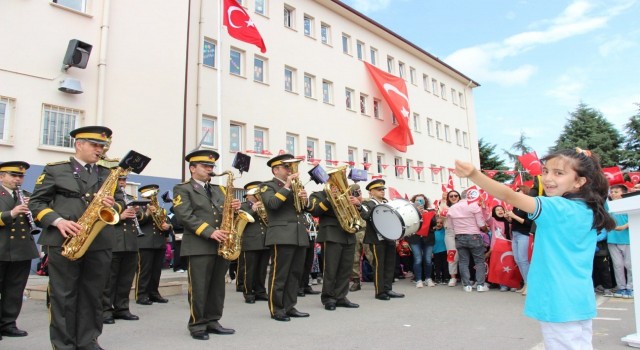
[503,132,534,181]
[550,103,623,167]
[620,104,640,171]
[478,138,510,183]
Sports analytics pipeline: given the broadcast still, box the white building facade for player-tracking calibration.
[0,0,479,201]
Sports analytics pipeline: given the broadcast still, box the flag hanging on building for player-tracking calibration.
[223,0,267,53]
[364,62,413,152]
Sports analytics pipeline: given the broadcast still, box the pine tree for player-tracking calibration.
[550,103,623,167]
[478,138,510,183]
[503,132,533,181]
[620,104,640,171]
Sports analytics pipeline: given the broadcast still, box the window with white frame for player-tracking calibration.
[53,0,86,12]
[451,88,458,105]
[440,82,447,100]
[341,33,351,55]
[398,62,406,79]
[412,113,420,132]
[255,0,267,16]
[254,56,267,83]
[345,88,354,110]
[440,166,445,183]
[356,41,364,60]
[203,38,216,68]
[435,121,442,140]
[284,66,296,92]
[229,123,243,152]
[459,92,465,108]
[363,150,371,166]
[304,73,315,98]
[444,125,451,142]
[370,47,378,65]
[348,147,357,168]
[254,127,268,153]
[201,115,217,148]
[406,159,413,179]
[377,154,384,174]
[322,80,333,104]
[359,93,368,115]
[431,78,438,96]
[229,48,243,76]
[303,14,314,37]
[324,142,335,165]
[283,4,295,29]
[0,97,14,143]
[417,161,424,181]
[463,131,469,148]
[387,56,394,74]
[373,99,381,119]
[410,67,416,85]
[286,133,297,154]
[394,157,402,177]
[423,74,430,92]
[426,117,434,136]
[320,23,331,45]
[42,104,81,148]
[455,128,461,146]
[430,163,437,182]
[392,114,397,125]
[306,138,317,160]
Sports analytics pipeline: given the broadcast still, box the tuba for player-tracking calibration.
[283,159,308,213]
[246,187,268,225]
[325,166,366,234]
[212,171,255,261]
[140,187,168,229]
[61,167,123,260]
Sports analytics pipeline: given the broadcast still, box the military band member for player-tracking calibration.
[136,184,171,305]
[0,161,39,339]
[29,126,125,350]
[298,213,321,297]
[307,186,359,311]
[361,179,405,300]
[103,175,140,323]
[349,184,373,292]
[239,181,270,304]
[172,150,238,340]
[261,154,310,322]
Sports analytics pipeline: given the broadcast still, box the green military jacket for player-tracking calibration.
[307,190,356,245]
[0,188,39,261]
[361,198,388,244]
[112,195,140,253]
[240,201,267,251]
[260,178,308,247]
[137,208,170,250]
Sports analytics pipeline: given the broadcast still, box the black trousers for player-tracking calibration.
[187,254,228,333]
[136,248,164,301]
[47,246,112,350]
[593,255,614,289]
[299,238,315,289]
[268,244,306,317]
[103,251,137,317]
[321,241,355,305]
[241,249,270,300]
[172,240,187,271]
[371,241,396,296]
[0,260,31,331]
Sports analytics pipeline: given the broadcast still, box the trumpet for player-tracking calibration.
[15,185,42,235]
[282,159,308,213]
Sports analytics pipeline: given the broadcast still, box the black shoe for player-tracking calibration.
[271,314,291,322]
[114,312,139,321]
[303,287,320,295]
[297,289,306,297]
[336,299,360,308]
[286,308,310,318]
[387,290,405,298]
[207,323,235,335]
[375,293,390,301]
[324,303,336,311]
[0,328,28,337]
[149,296,168,303]
[245,298,255,304]
[103,316,115,325]
[191,331,209,340]
[349,282,361,292]
[255,294,269,301]
[136,298,153,305]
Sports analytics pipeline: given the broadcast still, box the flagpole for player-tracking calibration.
[217,0,224,184]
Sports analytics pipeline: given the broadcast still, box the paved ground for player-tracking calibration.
[4,272,637,349]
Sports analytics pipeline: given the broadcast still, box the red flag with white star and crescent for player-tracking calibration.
[223,0,267,53]
[487,238,522,289]
[364,62,413,152]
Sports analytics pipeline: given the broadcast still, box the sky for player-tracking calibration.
[342,0,640,163]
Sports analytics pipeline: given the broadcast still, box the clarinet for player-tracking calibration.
[15,185,42,235]
[121,187,145,237]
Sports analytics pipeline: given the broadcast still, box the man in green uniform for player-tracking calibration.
[261,154,310,322]
[349,183,373,292]
[172,150,239,340]
[0,161,40,339]
[29,126,124,350]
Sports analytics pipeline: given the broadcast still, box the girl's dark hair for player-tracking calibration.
[410,194,430,209]
[491,205,511,240]
[541,149,616,232]
[446,190,461,207]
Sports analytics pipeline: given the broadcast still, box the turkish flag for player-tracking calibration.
[466,185,481,205]
[484,170,499,178]
[388,187,403,200]
[602,166,624,185]
[511,173,523,190]
[518,151,542,176]
[487,238,522,289]
[441,184,447,193]
[223,0,267,53]
[364,62,413,152]
[446,175,454,191]
[628,172,640,184]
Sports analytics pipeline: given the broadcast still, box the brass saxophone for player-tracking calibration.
[213,171,255,261]
[140,188,168,229]
[325,166,366,234]
[283,159,307,213]
[61,166,123,260]
[246,187,268,225]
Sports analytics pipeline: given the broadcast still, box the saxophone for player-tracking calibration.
[61,166,123,260]
[325,166,366,234]
[246,187,268,225]
[213,171,255,261]
[283,159,308,213]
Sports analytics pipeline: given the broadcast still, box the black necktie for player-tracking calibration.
[13,190,20,204]
[85,164,92,174]
[205,183,212,199]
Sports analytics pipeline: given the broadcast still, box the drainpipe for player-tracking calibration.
[95,0,111,125]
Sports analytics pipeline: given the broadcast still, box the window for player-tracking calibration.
[432,78,438,96]
[444,125,451,142]
[53,0,86,12]
[286,133,297,154]
[0,97,14,143]
[41,104,81,148]
[229,123,243,152]
[348,147,357,168]
[322,80,333,104]
[254,56,266,83]
[459,92,465,108]
[451,88,458,105]
[359,94,368,115]
[254,127,268,153]
[423,74,430,92]
[394,157,402,177]
[284,66,296,92]
[201,116,217,148]
[377,154,384,174]
[392,114,397,125]
[303,15,314,37]
[203,39,216,68]
[412,113,420,132]
[324,142,335,165]
[255,0,267,16]
[455,128,461,146]
[440,166,445,184]
[363,150,372,167]
[373,99,381,119]
[430,163,437,183]
[306,138,317,159]
[440,83,447,100]
[435,121,442,140]
[341,33,351,55]
[370,47,378,65]
[410,67,416,85]
[417,161,424,181]
[387,56,394,73]
[283,5,295,29]
[463,131,469,148]
[406,159,413,179]
[398,62,406,79]
[356,41,364,60]
[303,74,315,98]
[426,118,434,136]
[345,88,354,110]
[229,49,243,76]
[320,23,331,44]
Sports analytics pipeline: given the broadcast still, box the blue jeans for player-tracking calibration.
[410,241,434,282]
[512,231,530,282]
[455,234,486,286]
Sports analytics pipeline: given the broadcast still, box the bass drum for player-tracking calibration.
[371,199,423,240]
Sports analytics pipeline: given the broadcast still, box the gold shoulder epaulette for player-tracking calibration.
[47,160,70,166]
